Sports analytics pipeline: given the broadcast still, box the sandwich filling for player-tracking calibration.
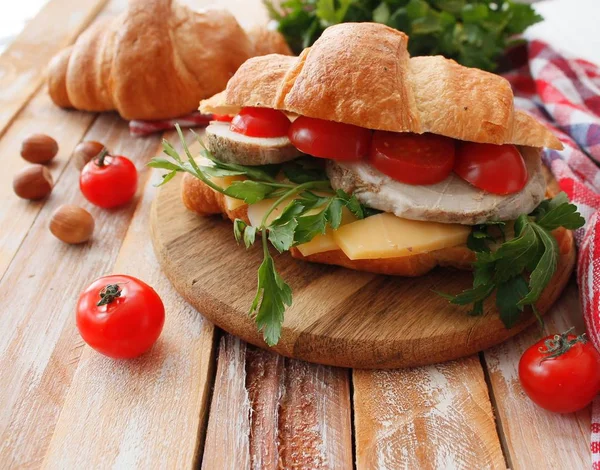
[151,23,583,346]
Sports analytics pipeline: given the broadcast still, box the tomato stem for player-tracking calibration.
[97,284,122,306]
[95,148,109,167]
[538,327,586,361]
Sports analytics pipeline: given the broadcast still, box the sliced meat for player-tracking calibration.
[327,146,546,225]
[206,122,302,166]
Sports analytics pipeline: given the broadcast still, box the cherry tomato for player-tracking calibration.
[212,114,233,123]
[80,150,138,208]
[368,131,455,185]
[76,275,165,359]
[519,331,600,413]
[230,107,290,138]
[289,116,372,161]
[454,143,527,195]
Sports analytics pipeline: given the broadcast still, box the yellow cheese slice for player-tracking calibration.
[209,174,246,211]
[296,208,357,256]
[332,212,470,260]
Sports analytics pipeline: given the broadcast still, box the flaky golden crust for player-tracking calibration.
[204,23,562,149]
[246,26,293,57]
[47,1,291,120]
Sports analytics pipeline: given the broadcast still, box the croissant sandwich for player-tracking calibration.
[47,0,291,121]
[153,23,582,345]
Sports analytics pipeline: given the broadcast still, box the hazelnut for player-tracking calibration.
[13,165,53,200]
[49,205,95,244]
[21,134,58,164]
[73,141,106,170]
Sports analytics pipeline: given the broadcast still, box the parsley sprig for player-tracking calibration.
[149,125,366,345]
[266,0,542,71]
[440,192,584,327]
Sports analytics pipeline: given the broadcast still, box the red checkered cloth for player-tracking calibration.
[504,40,600,468]
[129,112,213,136]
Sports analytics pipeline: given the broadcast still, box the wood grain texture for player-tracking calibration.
[484,281,591,469]
[150,167,576,369]
[0,0,131,280]
[203,335,353,469]
[0,92,95,279]
[353,356,506,469]
[0,116,161,468]
[0,0,109,136]
[41,138,217,468]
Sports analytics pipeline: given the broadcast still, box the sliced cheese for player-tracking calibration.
[296,208,357,256]
[247,197,295,226]
[332,213,470,260]
[211,174,247,211]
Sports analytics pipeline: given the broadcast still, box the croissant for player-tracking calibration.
[47,0,291,121]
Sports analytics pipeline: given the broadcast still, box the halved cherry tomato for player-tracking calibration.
[289,116,372,161]
[230,107,291,138]
[454,143,527,195]
[519,330,600,413]
[368,131,455,185]
[212,114,233,123]
[76,275,165,359]
[80,150,137,208]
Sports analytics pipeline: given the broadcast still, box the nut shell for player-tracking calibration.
[21,134,59,163]
[73,141,106,170]
[13,165,53,200]
[49,205,95,244]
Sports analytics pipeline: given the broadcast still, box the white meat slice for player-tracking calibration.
[206,122,302,166]
[327,146,546,225]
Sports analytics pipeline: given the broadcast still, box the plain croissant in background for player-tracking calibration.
[46,0,291,121]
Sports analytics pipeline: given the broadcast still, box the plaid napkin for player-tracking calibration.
[504,39,600,468]
[129,112,213,136]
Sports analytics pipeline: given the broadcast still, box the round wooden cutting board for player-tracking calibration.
[150,173,575,369]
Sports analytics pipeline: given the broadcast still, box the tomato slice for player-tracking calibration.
[368,131,455,185]
[454,143,528,195]
[212,114,233,123]
[230,107,291,138]
[289,116,372,161]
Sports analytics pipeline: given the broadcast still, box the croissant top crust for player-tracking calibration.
[201,23,561,150]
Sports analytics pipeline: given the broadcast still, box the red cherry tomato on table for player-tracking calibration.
[230,107,291,138]
[289,116,372,161]
[80,150,138,208]
[368,131,455,185]
[454,143,528,195]
[212,114,233,123]
[76,275,165,359]
[519,330,600,413]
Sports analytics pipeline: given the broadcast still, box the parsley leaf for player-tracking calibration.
[440,192,584,328]
[251,248,292,346]
[496,275,529,328]
[150,127,373,346]
[267,0,542,71]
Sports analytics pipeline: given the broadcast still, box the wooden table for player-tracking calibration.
[0,0,591,468]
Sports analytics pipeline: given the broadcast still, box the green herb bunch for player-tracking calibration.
[265,0,542,71]
[149,125,366,345]
[441,192,584,327]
